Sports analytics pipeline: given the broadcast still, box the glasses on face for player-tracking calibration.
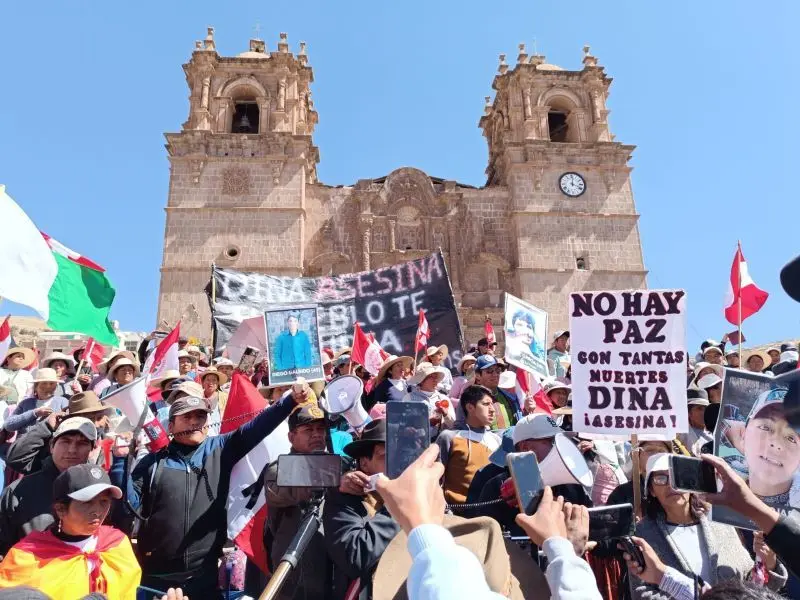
[484,367,502,375]
[650,474,669,487]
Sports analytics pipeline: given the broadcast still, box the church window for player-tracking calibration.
[548,111,569,143]
[232,102,259,134]
[576,256,588,270]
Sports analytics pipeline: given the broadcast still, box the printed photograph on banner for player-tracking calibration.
[569,290,688,440]
[503,293,548,378]
[264,305,325,385]
[712,368,800,530]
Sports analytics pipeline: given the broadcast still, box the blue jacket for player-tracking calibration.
[125,394,294,580]
[273,330,313,371]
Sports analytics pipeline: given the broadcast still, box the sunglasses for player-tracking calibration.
[483,367,503,375]
[650,474,670,487]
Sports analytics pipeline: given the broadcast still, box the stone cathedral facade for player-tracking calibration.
[157,28,647,343]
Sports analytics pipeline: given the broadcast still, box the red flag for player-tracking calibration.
[724,243,769,326]
[223,372,291,574]
[142,323,181,401]
[352,323,389,375]
[515,369,551,415]
[82,338,107,372]
[0,316,11,362]
[415,310,430,353]
[484,316,496,345]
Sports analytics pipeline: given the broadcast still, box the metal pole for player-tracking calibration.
[631,434,641,518]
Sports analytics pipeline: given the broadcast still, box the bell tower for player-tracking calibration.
[157,28,319,337]
[479,45,647,331]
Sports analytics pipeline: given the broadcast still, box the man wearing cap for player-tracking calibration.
[324,419,401,600]
[678,388,713,455]
[473,355,522,429]
[4,368,70,435]
[274,311,313,372]
[0,417,97,554]
[5,391,115,475]
[128,382,303,597]
[547,331,571,379]
[475,338,497,358]
[263,405,370,600]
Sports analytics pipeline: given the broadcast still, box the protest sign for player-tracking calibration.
[265,305,325,385]
[713,368,800,530]
[503,293,548,378]
[207,251,464,369]
[569,290,688,439]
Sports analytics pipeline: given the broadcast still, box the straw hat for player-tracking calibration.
[98,350,137,376]
[41,351,77,371]
[177,350,198,364]
[200,366,228,386]
[1,346,36,369]
[333,347,353,361]
[376,355,414,382]
[150,369,181,389]
[743,349,772,370]
[425,345,449,360]
[32,368,60,384]
[409,363,449,387]
[107,358,141,379]
[456,354,477,373]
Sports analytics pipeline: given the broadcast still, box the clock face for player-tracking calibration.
[559,172,586,197]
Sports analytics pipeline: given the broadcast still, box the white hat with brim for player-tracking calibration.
[512,415,569,445]
[499,370,517,389]
[409,363,449,387]
[744,350,772,369]
[42,352,77,370]
[377,355,414,382]
[1,347,36,369]
[177,350,199,364]
[213,357,235,367]
[767,347,781,355]
[200,367,228,386]
[457,355,477,372]
[544,380,571,395]
[107,358,141,379]
[692,362,723,385]
[644,452,671,498]
[32,367,60,384]
[425,345,449,360]
[99,350,137,375]
[69,483,123,502]
[150,369,182,389]
[702,346,723,359]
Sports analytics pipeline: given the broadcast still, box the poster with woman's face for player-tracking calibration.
[503,293,548,378]
[265,305,325,385]
[713,368,800,529]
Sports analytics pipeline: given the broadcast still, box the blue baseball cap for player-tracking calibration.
[475,355,505,371]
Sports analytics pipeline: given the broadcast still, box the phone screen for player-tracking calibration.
[669,455,718,493]
[276,453,343,488]
[506,452,544,515]
[237,347,259,373]
[588,503,634,540]
[386,401,430,478]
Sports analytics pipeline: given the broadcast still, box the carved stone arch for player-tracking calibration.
[217,75,268,99]
[537,86,584,110]
[305,252,355,277]
[380,167,436,206]
[215,76,270,134]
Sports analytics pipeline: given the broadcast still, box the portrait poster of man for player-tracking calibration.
[265,305,325,385]
[713,368,800,529]
[503,293,548,378]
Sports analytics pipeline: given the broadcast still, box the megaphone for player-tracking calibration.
[104,376,170,451]
[320,375,371,431]
[539,434,594,492]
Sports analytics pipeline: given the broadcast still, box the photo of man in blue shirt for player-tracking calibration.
[274,311,313,371]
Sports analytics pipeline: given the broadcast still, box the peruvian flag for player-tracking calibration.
[484,316,496,345]
[0,316,11,363]
[415,310,430,353]
[516,369,551,416]
[223,372,290,573]
[142,323,181,400]
[352,323,389,375]
[81,338,107,372]
[724,243,769,326]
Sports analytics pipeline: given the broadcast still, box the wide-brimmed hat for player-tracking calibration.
[409,363,449,387]
[376,355,413,382]
[213,357,235,368]
[425,345,449,360]
[177,350,198,364]
[702,346,723,359]
[41,351,77,371]
[200,366,228,386]
[67,391,114,417]
[98,350,137,375]
[334,347,353,361]
[544,380,571,396]
[499,370,517,389]
[343,418,386,458]
[1,346,36,369]
[512,415,569,444]
[743,349,772,370]
[456,355,477,373]
[107,358,141,379]
[32,368,60,384]
[692,362,723,385]
[687,387,710,407]
[151,369,181,389]
[373,515,538,600]
[322,353,332,367]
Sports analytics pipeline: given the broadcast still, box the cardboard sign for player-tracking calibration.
[569,290,688,439]
[503,293,549,378]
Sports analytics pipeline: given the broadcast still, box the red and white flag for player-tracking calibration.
[142,323,181,400]
[352,323,389,375]
[415,310,430,353]
[515,369,552,416]
[81,338,107,372]
[0,316,11,362]
[484,316,496,345]
[223,372,290,573]
[724,243,769,326]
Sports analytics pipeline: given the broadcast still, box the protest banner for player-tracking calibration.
[713,368,800,529]
[503,293,548,378]
[207,251,464,369]
[569,289,688,439]
[264,305,325,385]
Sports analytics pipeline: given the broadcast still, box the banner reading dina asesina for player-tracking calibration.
[207,251,465,369]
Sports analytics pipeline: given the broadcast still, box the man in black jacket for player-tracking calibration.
[0,417,97,555]
[128,389,299,597]
[324,419,400,600]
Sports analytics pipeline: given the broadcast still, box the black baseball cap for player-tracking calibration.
[288,404,327,430]
[53,464,122,503]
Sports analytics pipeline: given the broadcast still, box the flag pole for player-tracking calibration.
[631,434,642,518]
[737,241,743,359]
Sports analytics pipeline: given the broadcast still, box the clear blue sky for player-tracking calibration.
[0,1,797,351]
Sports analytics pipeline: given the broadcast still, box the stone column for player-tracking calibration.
[447,223,461,290]
[257,95,269,135]
[359,216,373,270]
[388,219,397,251]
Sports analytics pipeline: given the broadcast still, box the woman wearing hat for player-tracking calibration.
[200,367,229,436]
[99,358,140,400]
[450,355,476,401]
[369,355,414,410]
[420,345,453,395]
[41,352,80,398]
[5,368,69,435]
[92,350,137,397]
[0,347,35,406]
[744,350,772,375]
[627,453,786,600]
[213,357,235,392]
[404,363,456,428]
[0,463,141,597]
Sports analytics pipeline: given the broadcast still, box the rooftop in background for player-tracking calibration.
[8,315,146,356]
